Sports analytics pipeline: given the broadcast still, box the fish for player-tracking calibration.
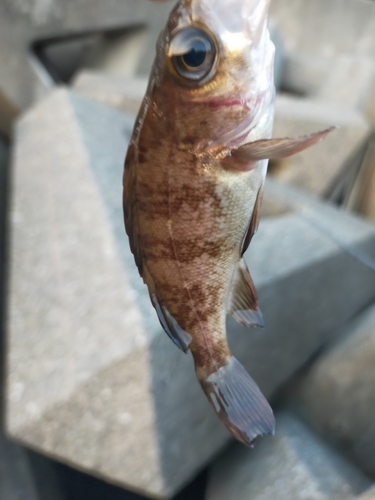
[123,0,332,446]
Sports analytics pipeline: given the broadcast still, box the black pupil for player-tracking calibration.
[182,40,207,68]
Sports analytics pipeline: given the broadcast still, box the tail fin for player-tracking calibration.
[199,356,275,446]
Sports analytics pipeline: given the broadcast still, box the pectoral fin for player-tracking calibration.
[227,259,264,328]
[223,127,335,172]
[151,294,192,353]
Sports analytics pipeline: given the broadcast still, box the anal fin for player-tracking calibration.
[227,259,264,328]
[151,294,192,353]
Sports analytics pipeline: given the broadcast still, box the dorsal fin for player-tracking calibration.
[151,294,192,353]
[227,259,264,328]
[242,186,263,256]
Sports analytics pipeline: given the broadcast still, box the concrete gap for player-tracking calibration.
[30,25,147,85]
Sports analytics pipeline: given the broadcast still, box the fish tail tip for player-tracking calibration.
[199,356,275,446]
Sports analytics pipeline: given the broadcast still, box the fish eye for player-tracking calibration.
[167,27,217,83]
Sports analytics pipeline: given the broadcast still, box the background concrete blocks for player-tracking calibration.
[270,96,371,196]
[316,56,375,113]
[287,303,375,479]
[0,0,171,110]
[0,431,40,500]
[270,0,375,61]
[359,486,375,500]
[72,71,148,115]
[6,89,375,498]
[346,136,375,224]
[205,413,371,500]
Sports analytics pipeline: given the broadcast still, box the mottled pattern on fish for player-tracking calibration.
[123,0,332,446]
[125,79,267,368]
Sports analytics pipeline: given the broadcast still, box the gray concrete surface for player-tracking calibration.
[288,303,375,479]
[205,413,371,500]
[270,0,375,61]
[0,432,40,500]
[271,95,371,197]
[0,0,171,110]
[359,486,375,500]
[6,88,375,499]
[72,71,148,115]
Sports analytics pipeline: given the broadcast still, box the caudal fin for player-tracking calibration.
[199,356,275,446]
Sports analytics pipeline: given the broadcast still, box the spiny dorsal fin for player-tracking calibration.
[151,294,192,353]
[227,259,264,328]
[242,186,263,256]
[222,127,335,172]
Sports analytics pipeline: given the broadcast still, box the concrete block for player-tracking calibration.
[6,88,375,499]
[346,136,375,224]
[205,413,371,500]
[72,71,148,115]
[287,304,375,479]
[0,136,9,343]
[0,0,171,109]
[269,23,285,90]
[270,95,371,196]
[270,0,375,61]
[0,434,66,500]
[279,52,332,97]
[359,486,375,500]
[279,53,375,118]
[316,56,375,114]
[0,432,40,500]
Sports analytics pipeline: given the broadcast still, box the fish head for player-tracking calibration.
[150,0,275,148]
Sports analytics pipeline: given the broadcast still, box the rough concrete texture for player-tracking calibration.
[0,0,171,109]
[73,71,148,115]
[270,0,375,61]
[270,95,371,196]
[288,304,375,479]
[6,89,375,499]
[205,413,371,500]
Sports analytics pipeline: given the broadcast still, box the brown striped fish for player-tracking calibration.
[123,0,332,446]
